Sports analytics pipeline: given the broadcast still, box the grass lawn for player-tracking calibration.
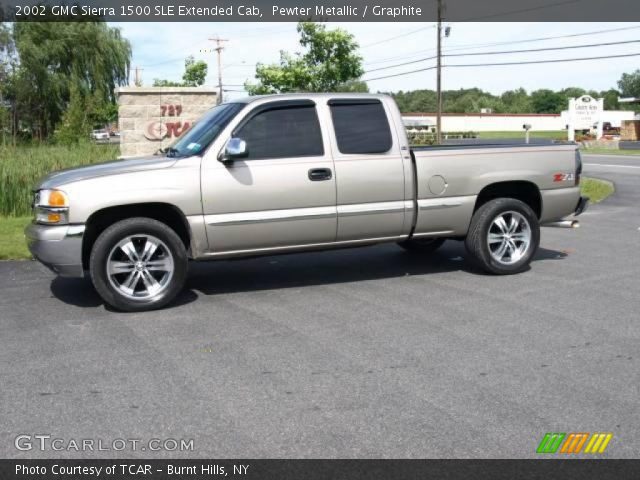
[0,143,119,217]
[0,216,32,260]
[580,147,640,156]
[477,131,567,140]
[580,177,615,204]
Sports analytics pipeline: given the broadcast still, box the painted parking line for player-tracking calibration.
[584,163,640,169]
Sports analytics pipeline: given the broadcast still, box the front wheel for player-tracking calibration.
[465,198,540,274]
[89,217,188,311]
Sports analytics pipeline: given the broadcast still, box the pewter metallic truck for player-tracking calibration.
[26,94,587,311]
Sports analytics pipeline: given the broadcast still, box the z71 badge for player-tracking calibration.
[553,173,575,182]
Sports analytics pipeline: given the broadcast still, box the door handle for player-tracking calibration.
[308,168,332,181]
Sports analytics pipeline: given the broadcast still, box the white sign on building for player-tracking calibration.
[568,95,603,141]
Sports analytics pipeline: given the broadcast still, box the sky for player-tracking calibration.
[112,22,640,100]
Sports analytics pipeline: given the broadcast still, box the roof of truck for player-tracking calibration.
[229,93,391,104]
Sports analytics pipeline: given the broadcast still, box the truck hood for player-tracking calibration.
[37,155,177,190]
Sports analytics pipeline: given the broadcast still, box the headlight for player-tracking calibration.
[38,189,69,207]
[33,189,69,225]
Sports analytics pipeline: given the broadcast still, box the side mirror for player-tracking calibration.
[220,138,248,162]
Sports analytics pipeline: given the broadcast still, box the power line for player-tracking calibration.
[365,55,438,73]
[364,66,437,82]
[361,24,640,68]
[363,51,640,82]
[360,25,436,49]
[364,50,430,66]
[447,51,640,68]
[445,39,640,57]
[444,24,640,52]
[364,38,640,73]
[136,27,286,68]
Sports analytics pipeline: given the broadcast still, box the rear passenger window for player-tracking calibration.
[235,104,323,160]
[329,100,392,154]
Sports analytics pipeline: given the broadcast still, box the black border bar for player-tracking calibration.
[1,0,640,22]
[2,460,640,480]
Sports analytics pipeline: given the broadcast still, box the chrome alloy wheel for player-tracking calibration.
[106,234,174,300]
[487,211,532,265]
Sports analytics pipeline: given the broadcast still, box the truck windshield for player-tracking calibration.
[164,102,243,158]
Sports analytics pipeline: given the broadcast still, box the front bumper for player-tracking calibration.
[25,223,85,278]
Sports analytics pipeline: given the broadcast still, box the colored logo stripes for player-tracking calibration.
[537,433,565,453]
[537,433,612,454]
[560,433,589,453]
[584,433,613,453]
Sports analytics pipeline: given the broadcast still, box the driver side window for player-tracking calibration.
[234,104,324,160]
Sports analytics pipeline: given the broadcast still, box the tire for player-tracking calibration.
[465,198,540,275]
[89,217,188,312]
[398,237,446,254]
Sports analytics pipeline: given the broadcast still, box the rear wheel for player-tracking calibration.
[465,198,540,274]
[89,217,188,311]
[398,237,446,254]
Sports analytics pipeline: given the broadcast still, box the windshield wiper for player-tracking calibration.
[165,147,181,158]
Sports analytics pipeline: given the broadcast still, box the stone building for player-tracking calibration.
[116,86,217,157]
[621,120,640,141]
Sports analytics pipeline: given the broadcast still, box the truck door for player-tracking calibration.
[327,98,407,242]
[200,100,337,254]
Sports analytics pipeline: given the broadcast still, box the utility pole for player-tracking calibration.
[436,0,443,144]
[208,36,228,104]
[133,66,143,87]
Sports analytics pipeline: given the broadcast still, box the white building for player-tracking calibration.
[403,110,635,132]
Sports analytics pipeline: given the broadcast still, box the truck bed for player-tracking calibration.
[409,142,580,236]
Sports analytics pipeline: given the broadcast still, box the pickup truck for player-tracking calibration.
[26,94,587,311]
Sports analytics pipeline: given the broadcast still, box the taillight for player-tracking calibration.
[575,149,582,186]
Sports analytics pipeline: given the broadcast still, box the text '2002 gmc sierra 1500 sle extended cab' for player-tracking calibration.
[26,94,587,311]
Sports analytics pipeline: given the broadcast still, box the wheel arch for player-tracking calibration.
[82,203,191,271]
[474,181,542,219]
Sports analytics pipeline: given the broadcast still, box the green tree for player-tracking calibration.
[54,84,91,145]
[530,89,565,114]
[152,79,183,87]
[337,80,369,93]
[558,87,586,100]
[0,22,15,144]
[12,22,130,140]
[500,88,532,113]
[391,89,437,112]
[600,89,620,110]
[445,90,505,113]
[153,56,208,87]
[618,70,640,98]
[246,22,363,94]
[182,56,207,86]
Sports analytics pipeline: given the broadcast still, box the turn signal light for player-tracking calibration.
[48,190,68,207]
[47,213,61,223]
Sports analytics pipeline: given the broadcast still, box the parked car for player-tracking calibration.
[91,129,109,141]
[26,94,587,311]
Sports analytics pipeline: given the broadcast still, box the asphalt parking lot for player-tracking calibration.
[1,154,638,459]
